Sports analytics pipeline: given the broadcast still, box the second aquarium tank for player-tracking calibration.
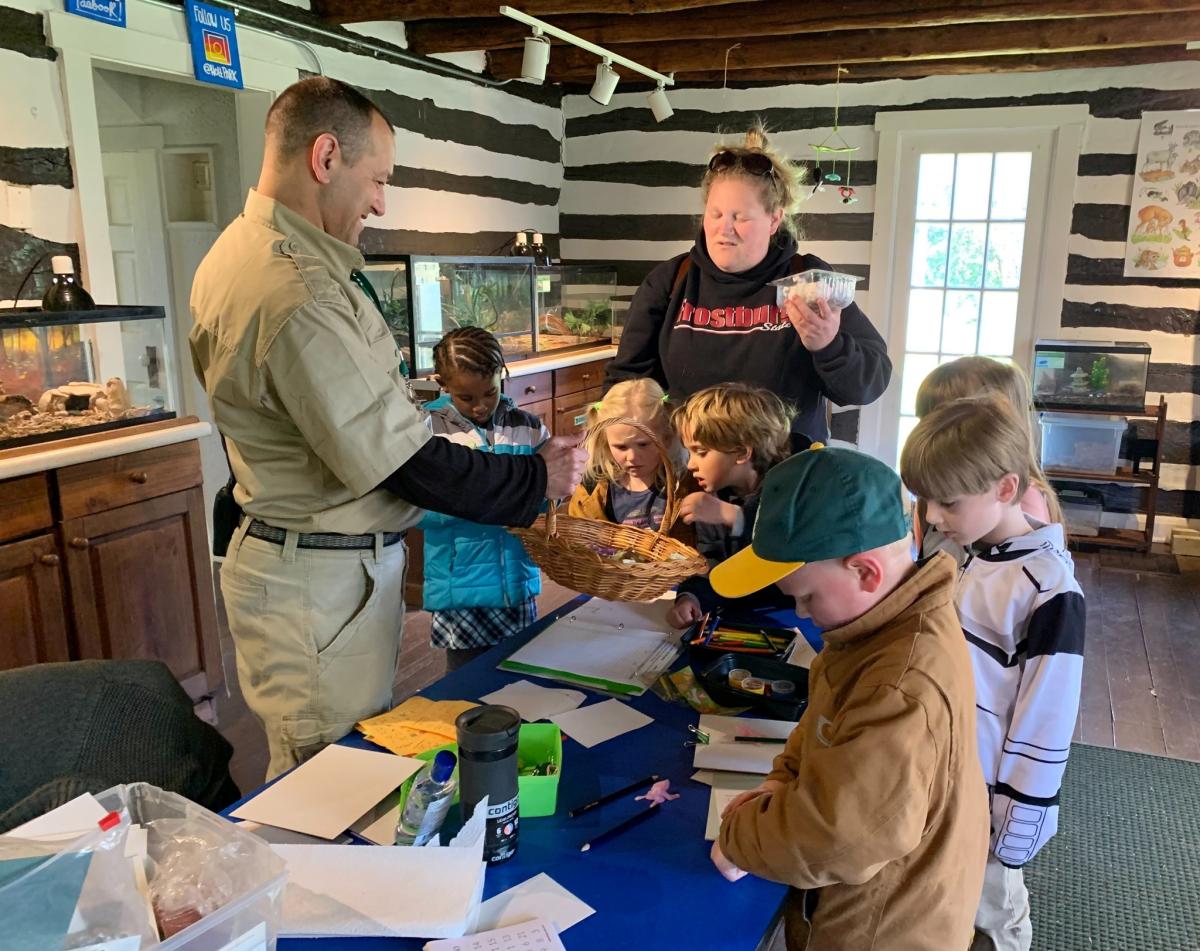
[1032,340,1150,413]
[358,256,617,377]
[0,305,176,450]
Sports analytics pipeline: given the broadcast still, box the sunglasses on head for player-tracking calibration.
[708,150,775,178]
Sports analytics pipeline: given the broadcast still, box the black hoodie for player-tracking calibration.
[605,230,892,441]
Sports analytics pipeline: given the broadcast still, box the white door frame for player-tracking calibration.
[858,105,1088,461]
[46,4,299,305]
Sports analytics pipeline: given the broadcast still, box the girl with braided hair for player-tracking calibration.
[421,326,550,670]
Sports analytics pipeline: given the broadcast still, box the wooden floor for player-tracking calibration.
[212,553,1200,795]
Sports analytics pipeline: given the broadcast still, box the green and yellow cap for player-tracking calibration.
[710,445,911,599]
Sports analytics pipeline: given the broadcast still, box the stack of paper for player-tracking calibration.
[691,715,796,774]
[357,697,478,756]
[274,799,488,939]
[231,745,424,839]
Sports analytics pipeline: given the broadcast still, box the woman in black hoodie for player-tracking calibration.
[604,125,891,442]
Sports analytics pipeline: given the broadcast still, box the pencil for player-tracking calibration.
[568,774,660,818]
[733,735,787,744]
[580,804,661,852]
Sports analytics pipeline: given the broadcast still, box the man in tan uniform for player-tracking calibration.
[191,77,583,779]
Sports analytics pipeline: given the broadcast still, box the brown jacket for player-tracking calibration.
[719,552,988,951]
[566,472,700,547]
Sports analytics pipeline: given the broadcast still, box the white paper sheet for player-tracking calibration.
[500,598,679,695]
[704,777,762,840]
[786,636,818,669]
[273,845,486,938]
[479,680,585,722]
[473,873,595,934]
[549,699,652,748]
[231,745,424,840]
[4,793,107,842]
[427,918,565,951]
[691,715,796,774]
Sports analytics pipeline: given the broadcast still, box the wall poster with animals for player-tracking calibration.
[1126,110,1200,279]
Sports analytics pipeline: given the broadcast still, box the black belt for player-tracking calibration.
[246,519,405,551]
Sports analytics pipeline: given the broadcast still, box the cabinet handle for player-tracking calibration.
[130,471,149,484]
[524,384,538,395]
[39,553,60,567]
[581,373,592,381]
[70,537,90,550]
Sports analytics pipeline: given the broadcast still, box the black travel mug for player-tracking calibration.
[456,704,521,864]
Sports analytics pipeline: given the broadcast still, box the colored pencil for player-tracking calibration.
[568,774,659,818]
[580,804,661,852]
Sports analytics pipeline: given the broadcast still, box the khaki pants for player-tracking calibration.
[221,521,408,779]
[970,855,1032,951]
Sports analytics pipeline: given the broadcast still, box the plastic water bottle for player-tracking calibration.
[394,750,458,846]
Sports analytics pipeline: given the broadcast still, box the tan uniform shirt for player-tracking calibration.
[190,190,429,534]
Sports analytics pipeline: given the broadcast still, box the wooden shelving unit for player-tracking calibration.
[1040,399,1168,554]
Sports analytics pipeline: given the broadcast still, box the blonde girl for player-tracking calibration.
[567,378,698,542]
[915,356,1063,528]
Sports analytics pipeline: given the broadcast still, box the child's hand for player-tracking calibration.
[680,491,739,527]
[710,842,748,882]
[783,295,842,352]
[721,779,784,817]
[666,595,703,628]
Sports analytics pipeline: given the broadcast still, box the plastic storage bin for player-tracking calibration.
[1,783,286,951]
[770,269,863,309]
[1060,488,1103,537]
[1039,413,1126,474]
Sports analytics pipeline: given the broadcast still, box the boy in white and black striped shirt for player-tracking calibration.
[902,394,1085,951]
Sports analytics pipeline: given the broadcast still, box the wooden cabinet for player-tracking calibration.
[0,431,221,698]
[505,355,610,438]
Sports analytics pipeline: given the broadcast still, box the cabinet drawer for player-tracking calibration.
[554,359,608,398]
[506,370,553,407]
[57,440,203,520]
[522,398,554,433]
[0,474,53,544]
[553,386,604,439]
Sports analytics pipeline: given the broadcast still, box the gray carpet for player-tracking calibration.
[1026,743,1200,950]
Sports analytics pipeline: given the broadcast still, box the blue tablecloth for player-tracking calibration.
[232,599,822,950]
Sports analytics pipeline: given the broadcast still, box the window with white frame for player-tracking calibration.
[859,107,1087,468]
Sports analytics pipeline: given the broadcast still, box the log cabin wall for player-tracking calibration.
[559,63,1200,524]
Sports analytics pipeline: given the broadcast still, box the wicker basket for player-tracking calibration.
[510,417,709,602]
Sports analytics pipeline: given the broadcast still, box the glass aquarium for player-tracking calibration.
[1032,340,1150,414]
[361,257,618,376]
[534,265,617,355]
[0,305,176,450]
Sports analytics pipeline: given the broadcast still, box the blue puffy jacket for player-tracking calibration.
[419,394,549,612]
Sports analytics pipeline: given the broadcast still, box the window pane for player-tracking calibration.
[906,289,945,352]
[985,222,1025,289]
[952,153,993,220]
[990,153,1032,220]
[916,154,954,219]
[911,223,949,287]
[979,291,1018,356]
[898,414,920,461]
[901,353,940,416]
[941,291,981,355]
[947,223,986,288]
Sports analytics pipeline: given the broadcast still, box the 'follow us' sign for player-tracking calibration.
[185,0,243,90]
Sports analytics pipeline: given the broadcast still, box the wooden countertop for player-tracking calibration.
[0,416,212,481]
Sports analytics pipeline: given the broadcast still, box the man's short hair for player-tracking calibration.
[265,76,393,165]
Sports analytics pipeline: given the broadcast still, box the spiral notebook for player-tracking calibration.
[498,599,680,697]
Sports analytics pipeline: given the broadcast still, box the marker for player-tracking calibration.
[733,735,787,744]
[568,774,659,818]
[580,804,661,852]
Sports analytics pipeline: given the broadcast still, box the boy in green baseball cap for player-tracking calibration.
[708,446,988,951]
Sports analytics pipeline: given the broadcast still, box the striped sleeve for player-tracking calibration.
[991,588,1086,867]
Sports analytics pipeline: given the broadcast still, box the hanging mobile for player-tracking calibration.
[810,65,859,202]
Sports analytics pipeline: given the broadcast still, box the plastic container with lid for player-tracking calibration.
[770,268,863,309]
[1039,413,1126,474]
